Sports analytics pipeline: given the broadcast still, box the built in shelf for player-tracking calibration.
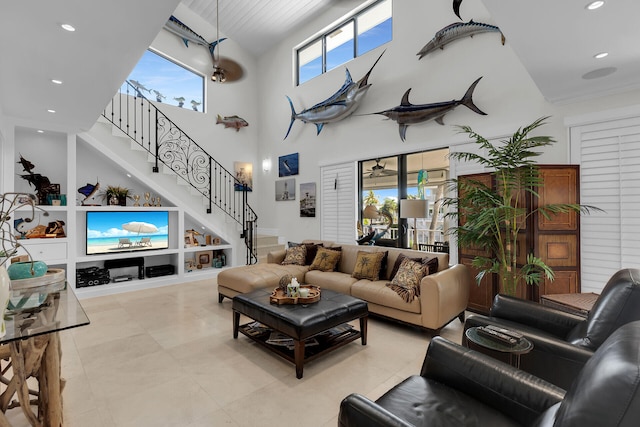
[183,244,232,253]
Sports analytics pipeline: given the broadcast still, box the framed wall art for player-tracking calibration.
[234,162,253,191]
[300,182,316,217]
[275,178,296,201]
[278,153,299,177]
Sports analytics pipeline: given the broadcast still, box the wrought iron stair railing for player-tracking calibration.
[102,80,257,264]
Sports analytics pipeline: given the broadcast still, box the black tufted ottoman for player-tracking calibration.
[233,288,368,378]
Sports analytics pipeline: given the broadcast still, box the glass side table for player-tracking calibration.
[465,327,533,368]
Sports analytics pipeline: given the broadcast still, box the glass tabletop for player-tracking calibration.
[0,281,90,344]
[465,327,533,354]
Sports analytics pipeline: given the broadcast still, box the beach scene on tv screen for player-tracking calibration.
[86,211,169,255]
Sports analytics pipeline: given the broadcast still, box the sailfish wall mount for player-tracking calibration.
[284,50,385,140]
[163,15,225,57]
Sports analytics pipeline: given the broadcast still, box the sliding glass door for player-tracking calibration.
[358,148,449,249]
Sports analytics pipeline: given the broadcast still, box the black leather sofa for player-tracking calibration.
[463,268,640,389]
[339,320,640,427]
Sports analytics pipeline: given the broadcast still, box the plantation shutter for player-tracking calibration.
[320,162,356,243]
[569,114,640,293]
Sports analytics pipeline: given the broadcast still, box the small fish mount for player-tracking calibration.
[216,114,249,132]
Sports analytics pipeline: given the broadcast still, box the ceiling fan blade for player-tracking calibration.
[212,56,244,82]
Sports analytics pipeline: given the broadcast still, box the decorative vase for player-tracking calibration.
[0,267,11,337]
[7,261,48,280]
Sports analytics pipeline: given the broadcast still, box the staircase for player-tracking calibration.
[255,235,285,263]
[101,80,258,264]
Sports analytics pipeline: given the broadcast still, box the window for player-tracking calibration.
[126,49,205,112]
[358,148,449,248]
[296,0,392,85]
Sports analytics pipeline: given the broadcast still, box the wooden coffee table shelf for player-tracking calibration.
[237,323,361,366]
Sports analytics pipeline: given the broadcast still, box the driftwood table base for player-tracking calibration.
[0,332,64,427]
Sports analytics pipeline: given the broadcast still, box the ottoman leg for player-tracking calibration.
[233,310,240,339]
[360,316,368,345]
[294,339,305,379]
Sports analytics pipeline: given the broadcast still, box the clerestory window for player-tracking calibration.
[296,0,392,85]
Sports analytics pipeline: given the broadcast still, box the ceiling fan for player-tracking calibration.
[211,0,243,82]
[366,159,397,178]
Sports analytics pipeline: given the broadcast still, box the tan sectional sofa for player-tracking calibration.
[217,241,472,332]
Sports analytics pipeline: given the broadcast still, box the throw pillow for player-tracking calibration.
[386,258,426,302]
[309,247,341,272]
[389,253,438,280]
[288,242,323,265]
[352,251,387,281]
[281,245,306,266]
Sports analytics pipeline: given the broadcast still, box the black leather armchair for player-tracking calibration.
[339,321,640,427]
[463,268,640,389]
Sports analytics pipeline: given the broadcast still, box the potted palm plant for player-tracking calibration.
[442,116,600,296]
[101,185,132,206]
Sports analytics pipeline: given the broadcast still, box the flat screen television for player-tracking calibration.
[86,210,169,255]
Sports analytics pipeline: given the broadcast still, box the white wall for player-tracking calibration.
[255,0,640,243]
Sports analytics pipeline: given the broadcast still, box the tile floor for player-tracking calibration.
[4,279,465,426]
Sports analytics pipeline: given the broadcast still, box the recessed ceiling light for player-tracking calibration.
[51,79,63,85]
[60,23,76,32]
[594,52,608,59]
[47,109,56,113]
[37,130,44,133]
[586,1,605,10]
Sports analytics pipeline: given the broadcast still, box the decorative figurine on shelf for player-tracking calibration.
[184,229,201,247]
[77,181,101,206]
[156,196,162,207]
[45,220,66,238]
[133,194,141,207]
[17,155,60,205]
[143,192,151,207]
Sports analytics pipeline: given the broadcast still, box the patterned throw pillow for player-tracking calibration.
[309,247,341,272]
[386,258,426,302]
[288,242,323,265]
[389,253,438,280]
[352,251,387,281]
[281,245,306,265]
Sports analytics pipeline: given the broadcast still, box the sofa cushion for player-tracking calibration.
[310,247,342,272]
[387,258,426,302]
[217,264,309,294]
[305,270,357,295]
[351,280,422,314]
[389,253,438,280]
[282,245,306,265]
[289,241,323,265]
[352,251,387,281]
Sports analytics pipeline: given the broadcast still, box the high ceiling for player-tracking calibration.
[1,0,639,133]
[180,0,340,57]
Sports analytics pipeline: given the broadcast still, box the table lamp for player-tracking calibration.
[400,199,429,250]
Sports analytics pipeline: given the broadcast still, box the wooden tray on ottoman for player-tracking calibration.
[270,285,321,305]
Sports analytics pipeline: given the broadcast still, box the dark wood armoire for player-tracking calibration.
[459,165,581,314]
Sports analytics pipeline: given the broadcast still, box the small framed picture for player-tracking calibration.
[196,250,213,268]
[275,178,296,201]
[278,153,299,177]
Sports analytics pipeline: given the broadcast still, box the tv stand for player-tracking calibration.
[104,257,144,280]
